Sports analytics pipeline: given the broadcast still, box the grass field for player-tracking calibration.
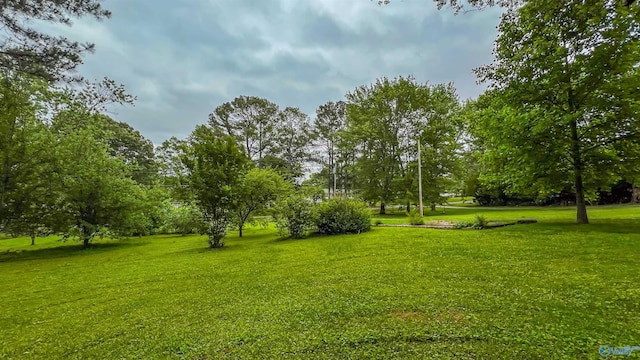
[1,205,639,359]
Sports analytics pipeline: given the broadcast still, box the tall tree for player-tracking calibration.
[208,96,279,162]
[272,107,316,182]
[0,0,111,82]
[346,76,460,214]
[472,0,640,223]
[315,101,347,197]
[0,74,55,241]
[156,137,192,202]
[183,125,249,248]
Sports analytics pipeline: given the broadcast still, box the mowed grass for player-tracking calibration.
[1,206,639,359]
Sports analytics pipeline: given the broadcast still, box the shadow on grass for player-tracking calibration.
[495,220,640,235]
[0,240,147,263]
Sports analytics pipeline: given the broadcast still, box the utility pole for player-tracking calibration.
[418,141,424,217]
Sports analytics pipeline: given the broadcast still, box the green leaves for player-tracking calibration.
[471,0,640,221]
[345,76,461,210]
[184,125,249,247]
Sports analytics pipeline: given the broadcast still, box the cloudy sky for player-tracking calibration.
[46,0,502,144]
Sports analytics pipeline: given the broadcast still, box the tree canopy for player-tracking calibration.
[470,0,640,223]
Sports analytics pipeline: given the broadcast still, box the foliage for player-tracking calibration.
[271,107,316,182]
[345,76,461,214]
[183,125,249,248]
[273,193,317,239]
[156,137,192,202]
[52,111,156,184]
[51,128,151,247]
[160,203,204,235]
[470,1,640,224]
[314,100,348,196]
[316,197,371,235]
[454,215,488,229]
[0,74,55,240]
[0,0,111,82]
[406,208,425,225]
[208,96,279,162]
[233,168,291,237]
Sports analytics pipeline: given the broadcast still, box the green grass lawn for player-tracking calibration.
[1,205,639,359]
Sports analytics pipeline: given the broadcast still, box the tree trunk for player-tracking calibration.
[380,202,386,215]
[430,204,436,211]
[239,225,243,238]
[570,117,589,224]
[83,237,90,249]
[575,173,589,224]
[406,202,410,213]
[30,235,35,246]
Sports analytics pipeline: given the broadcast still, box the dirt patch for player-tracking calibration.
[389,310,429,322]
[435,309,467,324]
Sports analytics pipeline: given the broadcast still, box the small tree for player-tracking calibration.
[273,193,317,239]
[183,125,248,248]
[234,168,291,237]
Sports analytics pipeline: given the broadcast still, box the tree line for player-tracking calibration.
[1,0,638,249]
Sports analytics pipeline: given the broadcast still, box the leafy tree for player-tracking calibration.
[52,112,156,184]
[0,74,55,243]
[273,193,317,239]
[0,0,111,82]
[51,128,149,248]
[315,101,347,197]
[472,0,640,223]
[346,76,461,214]
[233,168,291,237]
[272,107,316,182]
[183,125,248,248]
[156,137,192,202]
[208,96,279,162]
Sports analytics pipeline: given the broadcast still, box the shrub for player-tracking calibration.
[406,208,424,225]
[455,215,489,230]
[316,197,371,235]
[474,214,488,229]
[273,194,317,239]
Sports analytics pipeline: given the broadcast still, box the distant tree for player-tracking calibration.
[315,101,347,197]
[233,168,291,237]
[183,125,249,248]
[346,76,461,214]
[471,0,640,223]
[156,137,192,202]
[208,96,279,162]
[0,0,111,82]
[272,107,316,182]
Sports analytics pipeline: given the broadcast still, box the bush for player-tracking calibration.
[316,197,371,235]
[455,214,488,229]
[474,214,488,229]
[273,194,317,239]
[406,208,424,225]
